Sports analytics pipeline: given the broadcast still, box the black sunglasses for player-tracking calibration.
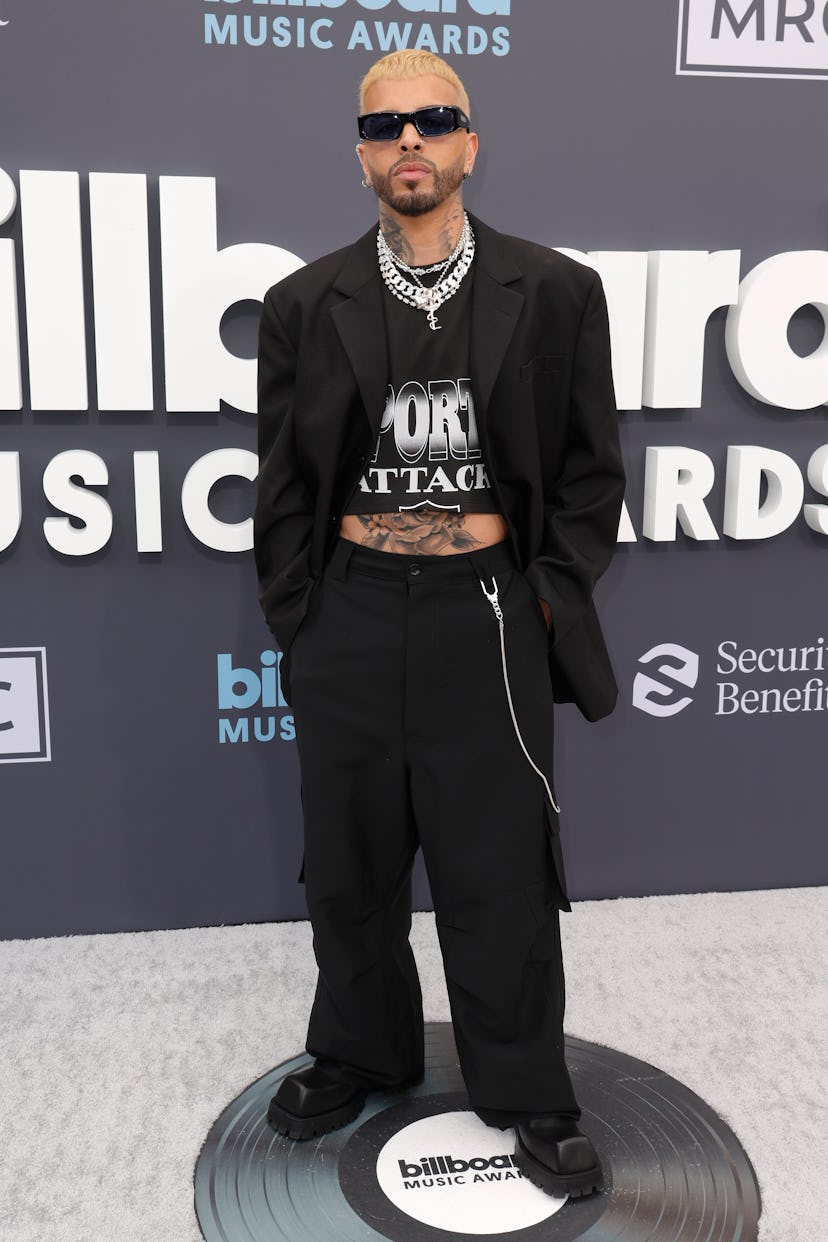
[357,105,470,143]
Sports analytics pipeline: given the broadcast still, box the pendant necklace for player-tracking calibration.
[377,213,475,331]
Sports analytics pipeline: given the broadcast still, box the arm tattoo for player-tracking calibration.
[354,512,486,555]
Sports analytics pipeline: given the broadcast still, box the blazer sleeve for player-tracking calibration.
[253,289,315,651]
[522,271,625,647]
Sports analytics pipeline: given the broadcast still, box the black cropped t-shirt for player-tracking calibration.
[343,269,498,516]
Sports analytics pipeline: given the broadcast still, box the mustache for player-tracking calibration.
[390,156,437,174]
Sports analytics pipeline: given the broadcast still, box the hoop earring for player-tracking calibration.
[362,177,372,189]
[463,168,473,181]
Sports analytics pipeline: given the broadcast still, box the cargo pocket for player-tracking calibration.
[543,802,571,913]
[524,878,563,960]
[523,875,567,1018]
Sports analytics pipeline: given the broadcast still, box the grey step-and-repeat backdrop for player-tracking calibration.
[2,1,827,938]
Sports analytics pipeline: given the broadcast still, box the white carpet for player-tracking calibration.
[0,887,825,1242]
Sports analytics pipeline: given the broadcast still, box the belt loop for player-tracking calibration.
[327,537,355,582]
[468,550,493,585]
[468,541,515,585]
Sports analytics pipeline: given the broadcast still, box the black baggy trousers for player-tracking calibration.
[287,536,580,1127]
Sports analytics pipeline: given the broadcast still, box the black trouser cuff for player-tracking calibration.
[474,1103,582,1130]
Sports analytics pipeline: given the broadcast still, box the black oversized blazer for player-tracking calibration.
[254,213,625,721]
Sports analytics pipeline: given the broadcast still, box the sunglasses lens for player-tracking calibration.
[362,113,402,142]
[359,107,466,141]
[416,107,457,137]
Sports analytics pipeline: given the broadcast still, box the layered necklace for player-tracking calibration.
[377,213,475,331]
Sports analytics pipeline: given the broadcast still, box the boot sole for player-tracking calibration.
[268,1092,367,1140]
[267,1071,424,1141]
[513,1136,604,1199]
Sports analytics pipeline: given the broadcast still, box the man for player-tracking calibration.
[254,49,624,1201]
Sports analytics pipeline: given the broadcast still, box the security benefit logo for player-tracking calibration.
[0,648,51,763]
[375,1112,567,1232]
[216,651,294,744]
[633,636,828,718]
[202,0,511,57]
[678,0,828,79]
[633,643,700,718]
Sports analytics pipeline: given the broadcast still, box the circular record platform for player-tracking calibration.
[194,1021,761,1241]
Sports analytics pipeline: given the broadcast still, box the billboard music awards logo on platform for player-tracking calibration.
[0,648,51,764]
[216,651,295,744]
[374,1111,567,1231]
[633,636,828,718]
[678,0,828,79]
[201,0,511,56]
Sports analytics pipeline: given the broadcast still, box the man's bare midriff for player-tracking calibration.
[338,511,510,556]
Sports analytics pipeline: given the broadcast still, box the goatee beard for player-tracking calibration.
[371,153,466,218]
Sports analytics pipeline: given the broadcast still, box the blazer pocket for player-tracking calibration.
[520,354,564,383]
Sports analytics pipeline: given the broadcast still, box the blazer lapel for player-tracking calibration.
[468,214,524,419]
[330,226,388,440]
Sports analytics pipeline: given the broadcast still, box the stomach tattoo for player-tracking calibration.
[339,509,510,556]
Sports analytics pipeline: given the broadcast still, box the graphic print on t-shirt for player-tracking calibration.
[348,378,492,514]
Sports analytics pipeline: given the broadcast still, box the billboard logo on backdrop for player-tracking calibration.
[4,166,828,555]
[216,652,295,744]
[0,648,51,763]
[678,0,828,79]
[202,0,511,56]
[633,643,700,717]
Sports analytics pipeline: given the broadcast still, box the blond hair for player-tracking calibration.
[359,50,470,116]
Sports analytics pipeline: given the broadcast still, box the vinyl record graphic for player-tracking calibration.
[194,1021,761,1241]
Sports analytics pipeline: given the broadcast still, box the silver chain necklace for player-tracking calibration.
[377,214,475,331]
[380,216,469,277]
